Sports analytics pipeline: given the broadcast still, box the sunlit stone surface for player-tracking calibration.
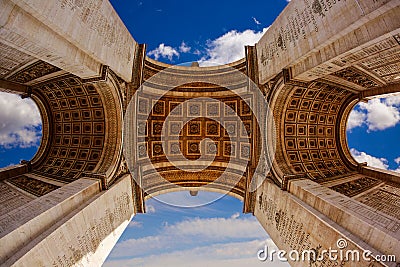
[0,0,399,266]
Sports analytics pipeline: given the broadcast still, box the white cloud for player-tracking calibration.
[128,221,143,228]
[394,157,400,173]
[346,94,400,131]
[384,93,400,106]
[350,148,389,170]
[230,212,240,219]
[199,27,269,66]
[252,17,261,25]
[0,92,41,148]
[179,41,191,53]
[163,217,263,239]
[104,239,289,267]
[358,98,400,131]
[193,49,201,55]
[146,204,156,213]
[148,43,179,61]
[346,109,366,131]
[349,150,400,173]
[108,216,266,259]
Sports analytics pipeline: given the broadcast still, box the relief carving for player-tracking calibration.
[330,177,380,197]
[9,61,60,83]
[333,67,380,88]
[7,175,59,197]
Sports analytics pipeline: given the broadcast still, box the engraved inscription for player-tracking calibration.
[0,43,35,78]
[258,192,313,253]
[0,182,34,214]
[56,0,133,59]
[260,0,344,65]
[341,199,400,232]
[357,183,400,221]
[51,192,131,266]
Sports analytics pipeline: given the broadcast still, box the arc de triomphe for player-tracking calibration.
[0,0,400,266]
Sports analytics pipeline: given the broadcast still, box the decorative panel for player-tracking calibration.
[356,182,400,221]
[8,61,61,84]
[332,67,381,88]
[0,43,35,79]
[7,175,59,197]
[284,82,353,182]
[135,89,257,197]
[33,75,106,183]
[0,181,34,214]
[139,95,253,165]
[330,177,381,197]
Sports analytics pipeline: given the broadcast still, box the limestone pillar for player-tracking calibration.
[255,179,398,266]
[0,0,136,81]
[0,174,135,266]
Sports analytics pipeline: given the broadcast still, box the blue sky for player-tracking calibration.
[0,93,42,167]
[347,97,400,172]
[109,0,287,65]
[103,192,289,267]
[0,0,400,266]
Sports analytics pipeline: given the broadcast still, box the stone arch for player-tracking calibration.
[90,71,125,185]
[336,96,361,169]
[29,76,106,182]
[338,87,400,170]
[265,76,294,186]
[28,93,50,168]
[0,0,399,265]
[125,57,263,202]
[16,68,125,188]
[267,77,362,188]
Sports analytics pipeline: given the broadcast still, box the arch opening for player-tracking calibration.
[345,93,400,173]
[104,191,286,267]
[124,58,270,209]
[0,91,43,168]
